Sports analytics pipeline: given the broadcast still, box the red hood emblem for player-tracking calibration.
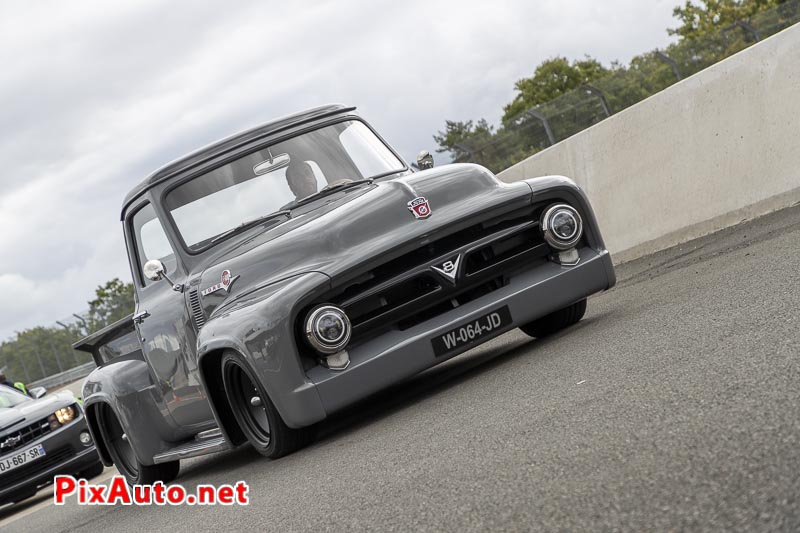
[201,269,240,296]
[407,196,431,219]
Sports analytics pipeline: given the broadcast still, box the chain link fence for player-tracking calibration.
[448,0,800,172]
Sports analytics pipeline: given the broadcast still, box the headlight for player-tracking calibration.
[305,305,351,354]
[54,405,76,425]
[541,203,583,250]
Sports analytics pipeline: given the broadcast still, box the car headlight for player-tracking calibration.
[541,203,583,250]
[305,305,351,354]
[54,405,76,425]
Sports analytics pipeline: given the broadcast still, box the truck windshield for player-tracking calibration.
[164,120,406,250]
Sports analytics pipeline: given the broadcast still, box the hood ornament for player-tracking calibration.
[201,269,240,296]
[407,196,432,219]
[431,254,461,284]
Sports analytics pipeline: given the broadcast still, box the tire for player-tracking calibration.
[221,351,313,459]
[519,299,587,339]
[96,404,179,485]
[78,461,105,480]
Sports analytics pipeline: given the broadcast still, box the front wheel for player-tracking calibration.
[221,351,313,459]
[519,299,587,338]
[96,404,179,485]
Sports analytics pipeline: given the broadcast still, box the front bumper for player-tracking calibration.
[303,246,614,417]
[0,414,102,504]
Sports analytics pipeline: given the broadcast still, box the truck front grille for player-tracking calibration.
[301,204,555,349]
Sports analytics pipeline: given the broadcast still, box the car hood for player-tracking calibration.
[0,390,76,434]
[195,163,532,315]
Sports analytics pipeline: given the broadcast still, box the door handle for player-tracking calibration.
[133,310,151,324]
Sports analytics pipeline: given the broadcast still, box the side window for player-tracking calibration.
[131,203,176,287]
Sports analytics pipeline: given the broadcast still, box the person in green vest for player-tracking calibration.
[0,370,31,396]
[14,381,29,396]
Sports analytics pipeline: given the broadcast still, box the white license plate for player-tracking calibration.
[0,444,46,473]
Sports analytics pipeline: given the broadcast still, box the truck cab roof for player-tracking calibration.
[121,104,356,219]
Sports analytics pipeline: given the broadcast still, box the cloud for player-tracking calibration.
[0,0,677,340]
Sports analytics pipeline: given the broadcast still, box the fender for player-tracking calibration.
[196,272,330,432]
[82,357,185,466]
[524,175,616,288]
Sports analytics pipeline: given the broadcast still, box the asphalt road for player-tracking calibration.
[3,204,799,532]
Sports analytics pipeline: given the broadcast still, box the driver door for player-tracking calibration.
[128,202,213,429]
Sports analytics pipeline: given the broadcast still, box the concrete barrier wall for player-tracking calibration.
[499,24,800,262]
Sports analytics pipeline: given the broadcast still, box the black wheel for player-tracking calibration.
[97,404,179,485]
[78,461,105,480]
[221,351,313,459]
[519,299,587,338]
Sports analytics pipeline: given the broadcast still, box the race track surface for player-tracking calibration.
[3,204,799,532]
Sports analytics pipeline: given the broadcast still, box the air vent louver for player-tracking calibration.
[189,288,206,329]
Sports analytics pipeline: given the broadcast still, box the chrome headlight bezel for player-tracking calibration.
[541,203,583,250]
[305,305,351,355]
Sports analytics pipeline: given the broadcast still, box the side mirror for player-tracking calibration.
[416,150,434,170]
[29,387,47,399]
[143,259,166,281]
[142,259,183,292]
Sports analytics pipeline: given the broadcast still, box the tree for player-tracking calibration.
[87,278,135,333]
[669,0,788,39]
[502,57,608,122]
[433,119,495,162]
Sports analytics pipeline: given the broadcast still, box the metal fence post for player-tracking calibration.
[15,349,32,384]
[581,84,613,117]
[32,343,47,380]
[56,320,82,366]
[654,51,683,81]
[524,110,556,146]
[47,336,65,374]
[725,20,761,41]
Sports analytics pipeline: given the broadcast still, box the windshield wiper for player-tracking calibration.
[210,210,292,244]
[281,178,374,210]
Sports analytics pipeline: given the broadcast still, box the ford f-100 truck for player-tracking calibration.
[74,104,616,484]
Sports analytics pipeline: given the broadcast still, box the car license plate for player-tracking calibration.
[432,306,512,357]
[0,444,46,473]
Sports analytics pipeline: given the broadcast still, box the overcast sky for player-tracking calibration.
[0,0,678,341]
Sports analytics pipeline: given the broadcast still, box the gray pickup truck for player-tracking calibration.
[75,104,615,484]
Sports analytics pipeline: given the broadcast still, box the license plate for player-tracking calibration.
[432,306,513,357]
[0,444,46,473]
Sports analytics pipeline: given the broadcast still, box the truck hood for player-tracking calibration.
[195,164,532,314]
[0,390,76,434]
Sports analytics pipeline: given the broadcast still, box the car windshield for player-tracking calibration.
[0,386,30,408]
[165,120,406,250]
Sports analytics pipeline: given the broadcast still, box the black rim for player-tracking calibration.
[103,407,138,477]
[224,360,271,447]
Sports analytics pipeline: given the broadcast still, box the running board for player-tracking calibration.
[152,432,230,464]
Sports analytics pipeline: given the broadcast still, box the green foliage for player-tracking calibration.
[502,57,608,122]
[433,0,799,172]
[669,0,787,39]
[0,278,135,384]
[0,324,90,385]
[87,278,135,333]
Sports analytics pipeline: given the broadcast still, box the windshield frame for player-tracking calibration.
[160,116,409,255]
